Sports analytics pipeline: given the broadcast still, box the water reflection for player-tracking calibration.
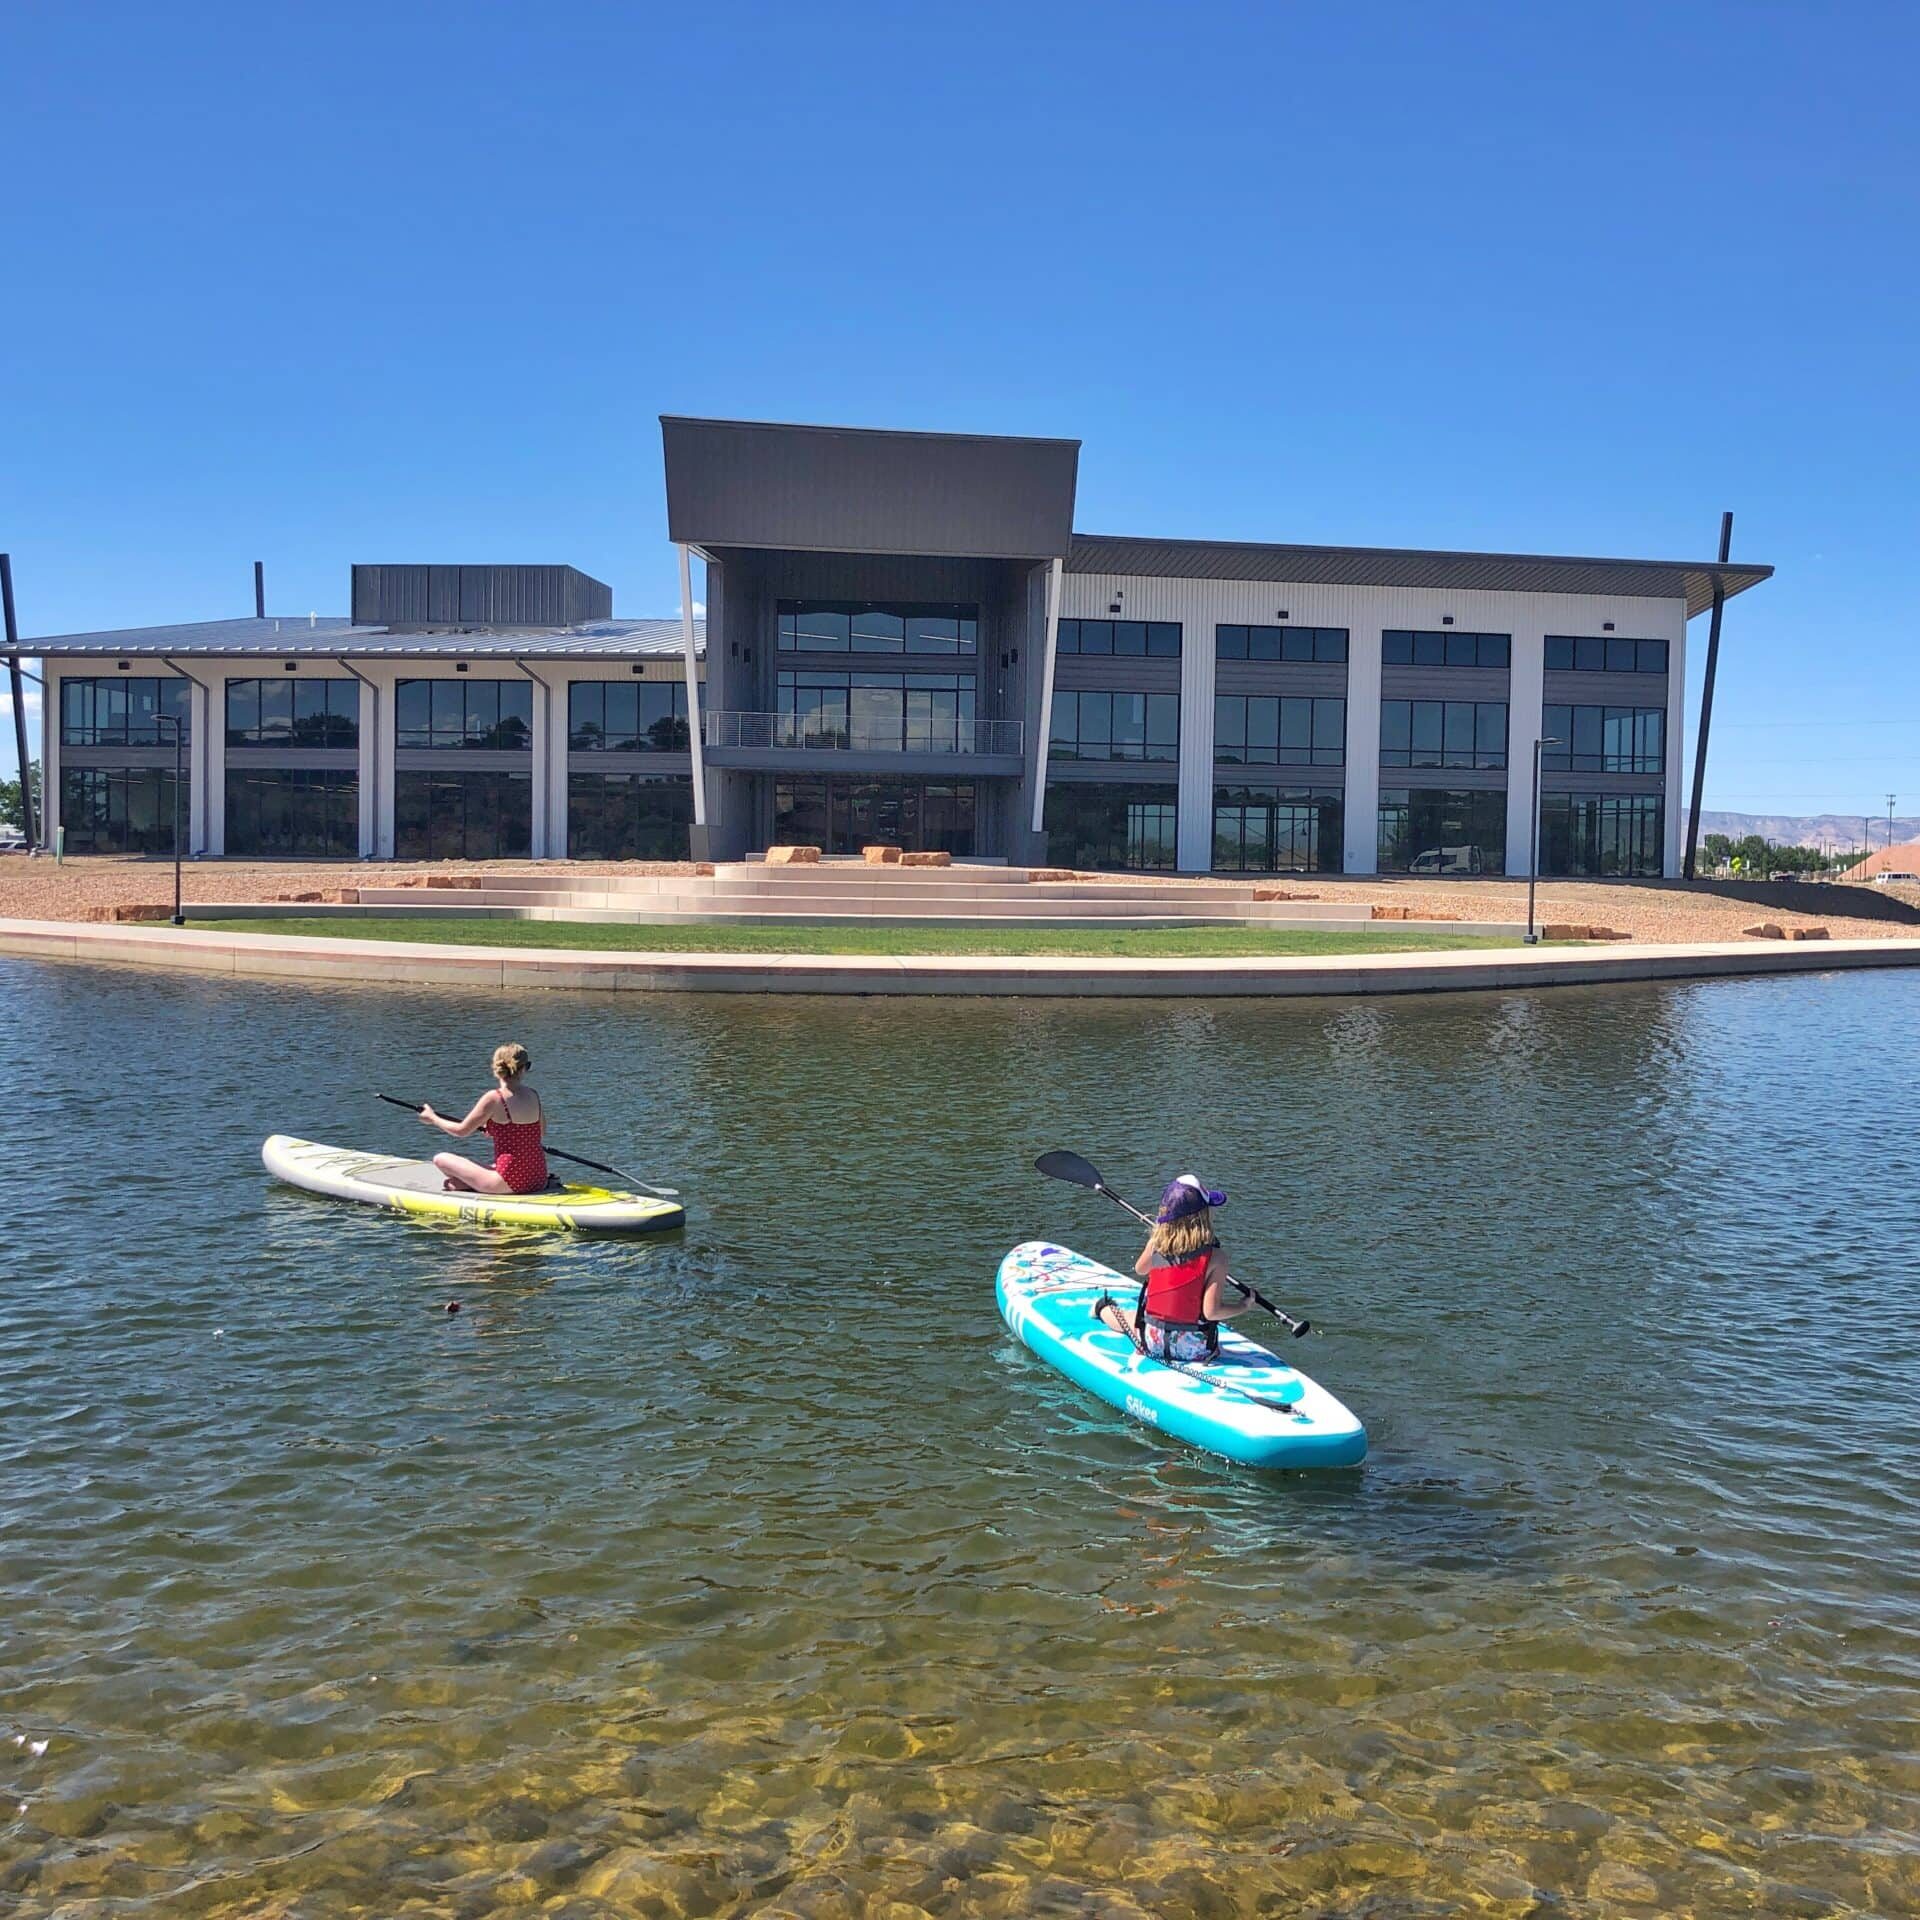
[0,959,1916,1917]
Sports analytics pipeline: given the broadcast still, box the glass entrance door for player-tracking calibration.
[773,778,976,855]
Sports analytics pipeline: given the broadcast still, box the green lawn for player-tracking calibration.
[187,915,1520,959]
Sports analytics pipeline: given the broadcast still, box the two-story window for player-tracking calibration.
[224,677,361,857]
[394,678,533,860]
[778,602,977,654]
[58,676,193,854]
[1380,700,1508,770]
[1542,705,1664,774]
[1048,691,1179,762]
[60,676,191,745]
[1215,695,1344,766]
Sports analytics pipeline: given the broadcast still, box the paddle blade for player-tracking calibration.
[1035,1150,1105,1191]
[1291,1319,1312,1339]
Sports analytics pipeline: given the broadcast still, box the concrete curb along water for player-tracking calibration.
[3,916,1920,998]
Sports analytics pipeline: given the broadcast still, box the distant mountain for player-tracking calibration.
[1690,811,1920,851]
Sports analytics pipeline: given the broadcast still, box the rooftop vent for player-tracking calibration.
[351,564,612,629]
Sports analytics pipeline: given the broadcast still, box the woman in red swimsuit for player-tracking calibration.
[420,1042,551,1195]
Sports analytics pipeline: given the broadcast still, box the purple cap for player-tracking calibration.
[1156,1174,1226,1223]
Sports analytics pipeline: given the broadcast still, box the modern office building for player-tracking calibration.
[26,415,1771,876]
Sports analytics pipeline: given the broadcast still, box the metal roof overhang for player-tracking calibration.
[18,617,705,660]
[1068,535,1772,618]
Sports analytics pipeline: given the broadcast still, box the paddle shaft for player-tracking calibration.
[376,1093,678,1198]
[1066,1168,1311,1338]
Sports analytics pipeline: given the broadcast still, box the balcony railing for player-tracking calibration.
[703,712,1023,757]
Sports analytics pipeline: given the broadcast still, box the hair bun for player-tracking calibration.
[491,1042,532,1079]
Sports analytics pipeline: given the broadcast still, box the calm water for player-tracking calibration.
[3,960,1917,1918]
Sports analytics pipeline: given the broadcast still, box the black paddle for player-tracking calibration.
[376,1093,680,1199]
[1034,1149,1312,1338]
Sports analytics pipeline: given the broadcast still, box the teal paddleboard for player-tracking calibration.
[997,1240,1366,1469]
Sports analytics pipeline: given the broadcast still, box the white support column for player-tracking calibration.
[1665,615,1688,876]
[1506,628,1546,878]
[1028,556,1063,834]
[1175,608,1217,872]
[40,662,59,853]
[678,544,708,829]
[1342,627,1383,872]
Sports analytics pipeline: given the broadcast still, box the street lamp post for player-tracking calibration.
[1525,735,1561,946]
[154,713,185,925]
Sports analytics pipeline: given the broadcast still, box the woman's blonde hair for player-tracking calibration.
[491,1042,532,1082]
[1148,1210,1215,1261]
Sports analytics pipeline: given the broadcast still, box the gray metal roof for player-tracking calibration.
[21,615,704,659]
[1068,534,1772,618]
[663,415,1080,560]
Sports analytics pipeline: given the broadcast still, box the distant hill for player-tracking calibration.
[1691,811,1920,852]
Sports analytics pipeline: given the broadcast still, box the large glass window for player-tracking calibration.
[225,769,359,856]
[59,767,188,853]
[1541,704,1665,774]
[1212,788,1344,873]
[394,679,532,750]
[1542,793,1664,876]
[59,676,191,746]
[775,671,976,752]
[225,677,359,747]
[777,602,978,655]
[1043,784,1178,870]
[1215,695,1344,766]
[394,772,531,859]
[1544,636,1669,674]
[568,680,689,751]
[1056,620,1181,657]
[1048,690,1179,762]
[1377,789,1507,875]
[568,773,693,859]
[1381,631,1511,669]
[1380,700,1508,770]
[772,778,976,856]
[1214,625,1347,663]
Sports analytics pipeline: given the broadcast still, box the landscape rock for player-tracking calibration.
[1744,922,1786,939]
[765,844,821,865]
[901,850,952,868]
[861,845,903,865]
[1254,888,1319,902]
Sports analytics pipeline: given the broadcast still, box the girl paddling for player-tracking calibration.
[1094,1174,1253,1362]
[420,1043,550,1195]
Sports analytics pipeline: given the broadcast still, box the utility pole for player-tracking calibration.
[1889,794,1898,856]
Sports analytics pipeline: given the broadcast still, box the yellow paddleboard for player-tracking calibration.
[262,1134,685,1234]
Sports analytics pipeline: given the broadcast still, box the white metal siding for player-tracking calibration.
[1066,576,1690,876]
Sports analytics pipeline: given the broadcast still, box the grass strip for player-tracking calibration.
[187,915,1520,959]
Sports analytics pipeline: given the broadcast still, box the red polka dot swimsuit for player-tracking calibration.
[485,1091,549,1194]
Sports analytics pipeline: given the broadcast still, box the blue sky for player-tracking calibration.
[2,0,1915,817]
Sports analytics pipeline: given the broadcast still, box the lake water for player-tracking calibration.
[3,958,1917,1918]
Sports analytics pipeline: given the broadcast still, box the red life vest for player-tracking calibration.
[1144,1248,1214,1325]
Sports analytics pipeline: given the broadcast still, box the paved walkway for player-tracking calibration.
[4,916,1919,998]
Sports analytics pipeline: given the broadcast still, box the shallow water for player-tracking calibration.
[2,959,1917,1917]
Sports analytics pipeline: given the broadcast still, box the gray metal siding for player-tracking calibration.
[1543,670,1670,706]
[663,416,1078,558]
[351,565,613,628]
[1380,667,1512,701]
[225,746,358,771]
[1042,759,1179,787]
[1054,657,1183,693]
[1214,662,1348,698]
[1540,770,1666,796]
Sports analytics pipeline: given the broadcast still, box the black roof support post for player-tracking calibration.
[1,554,36,848]
[254,560,265,619]
[1682,511,1733,880]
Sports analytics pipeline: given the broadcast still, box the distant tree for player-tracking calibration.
[0,760,40,832]
[1703,832,1733,867]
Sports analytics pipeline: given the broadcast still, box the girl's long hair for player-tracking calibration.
[1147,1209,1215,1261]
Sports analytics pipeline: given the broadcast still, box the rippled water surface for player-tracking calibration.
[3,959,1918,1917]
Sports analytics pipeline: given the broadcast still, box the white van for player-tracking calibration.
[1408,845,1485,876]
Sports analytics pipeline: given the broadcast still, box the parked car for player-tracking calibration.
[1409,844,1484,876]
[0,826,27,852]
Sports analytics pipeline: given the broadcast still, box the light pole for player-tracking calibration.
[1525,735,1561,945]
[154,713,185,925]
